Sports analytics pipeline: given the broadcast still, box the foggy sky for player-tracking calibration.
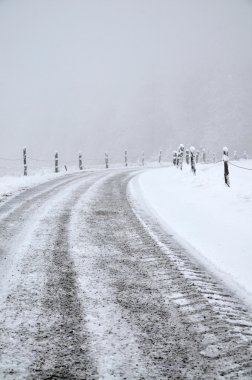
[0,0,252,164]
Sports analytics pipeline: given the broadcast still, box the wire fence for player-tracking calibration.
[0,151,167,177]
[0,157,20,162]
[171,145,252,188]
[0,148,251,177]
[229,162,252,171]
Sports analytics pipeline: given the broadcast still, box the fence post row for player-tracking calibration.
[23,147,27,176]
[190,146,196,175]
[5,147,247,177]
[55,152,59,173]
[223,147,230,187]
[79,153,83,170]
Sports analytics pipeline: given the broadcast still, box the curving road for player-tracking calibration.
[0,170,252,379]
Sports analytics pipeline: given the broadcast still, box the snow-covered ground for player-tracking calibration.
[0,163,148,205]
[0,172,68,204]
[0,167,107,203]
[2,160,252,309]
[130,160,252,307]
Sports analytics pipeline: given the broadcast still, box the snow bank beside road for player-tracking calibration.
[130,160,252,306]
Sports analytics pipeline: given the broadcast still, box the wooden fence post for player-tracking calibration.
[202,149,206,163]
[178,144,184,170]
[223,147,230,187]
[105,153,109,169]
[23,147,27,176]
[55,152,59,173]
[190,146,196,175]
[185,149,189,164]
[196,150,199,164]
[142,152,145,166]
[125,150,128,167]
[79,153,83,170]
[158,150,162,164]
[173,151,177,166]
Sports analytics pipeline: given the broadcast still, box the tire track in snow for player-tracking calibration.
[74,171,252,378]
[1,169,252,379]
[79,172,208,379]
[0,172,100,292]
[0,171,93,223]
[69,172,149,379]
[0,171,107,379]
[29,207,96,379]
[129,173,252,378]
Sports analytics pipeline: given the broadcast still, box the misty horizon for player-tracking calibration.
[0,0,252,165]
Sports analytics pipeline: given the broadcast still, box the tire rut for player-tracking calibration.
[81,171,252,379]
[1,169,252,379]
[0,172,85,216]
[28,210,96,380]
[0,172,106,379]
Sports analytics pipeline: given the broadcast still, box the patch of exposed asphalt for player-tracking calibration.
[28,210,97,380]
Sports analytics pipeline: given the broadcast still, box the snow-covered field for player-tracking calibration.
[130,160,252,307]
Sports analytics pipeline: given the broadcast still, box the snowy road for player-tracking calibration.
[0,170,252,379]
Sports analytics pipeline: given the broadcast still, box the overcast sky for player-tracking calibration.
[0,0,252,164]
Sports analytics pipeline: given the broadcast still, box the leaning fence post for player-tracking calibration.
[79,153,83,170]
[125,150,128,167]
[190,146,196,175]
[223,147,230,187]
[23,147,27,176]
[55,152,59,173]
[105,153,109,169]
